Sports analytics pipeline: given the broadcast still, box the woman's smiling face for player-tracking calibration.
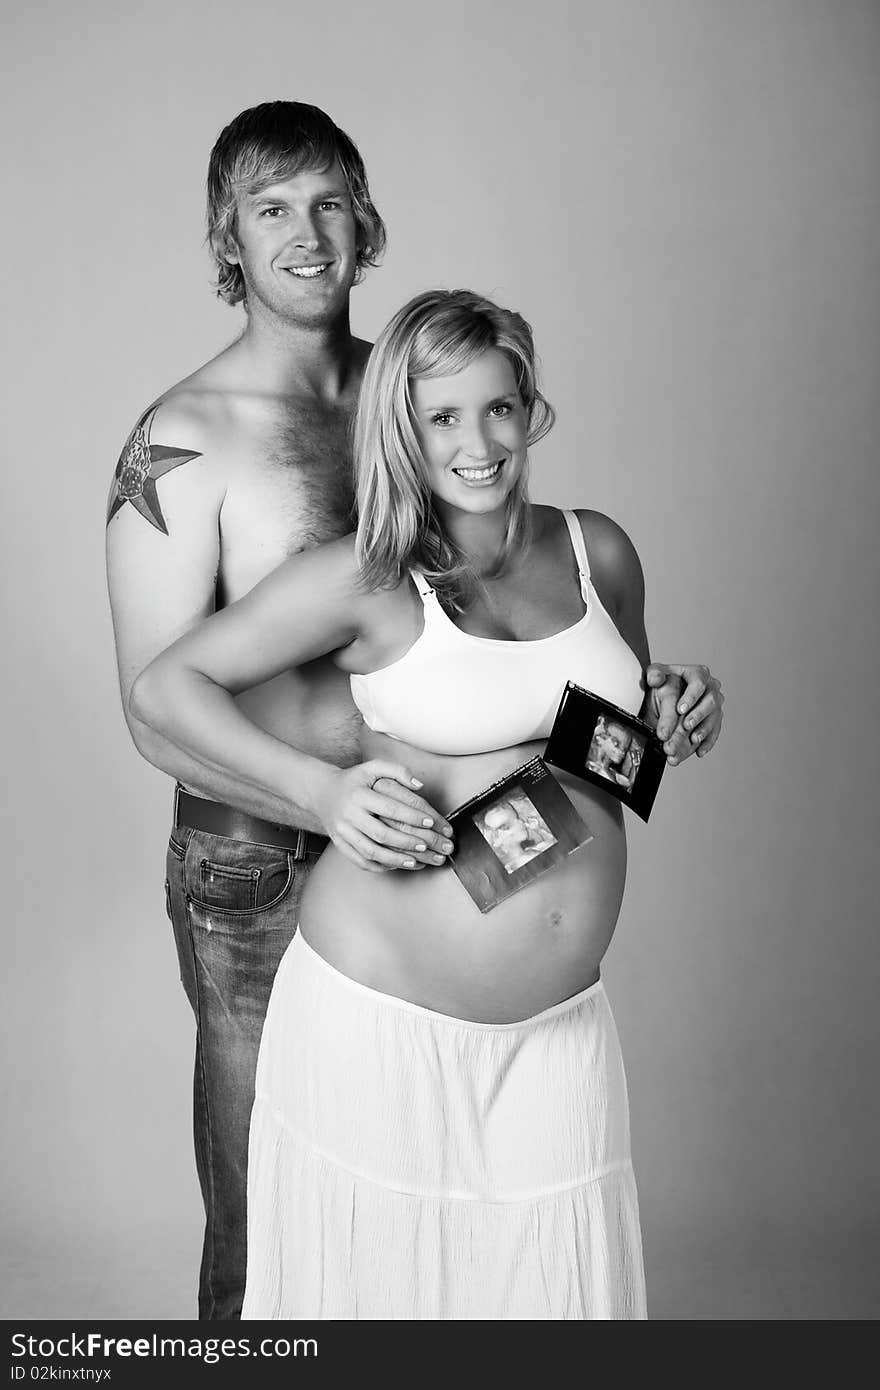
[410,349,528,519]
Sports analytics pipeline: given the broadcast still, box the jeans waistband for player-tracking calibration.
[174,785,328,859]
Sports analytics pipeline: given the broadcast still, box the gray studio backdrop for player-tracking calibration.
[3,0,878,1319]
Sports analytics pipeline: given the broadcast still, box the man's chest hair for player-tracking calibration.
[225,402,357,555]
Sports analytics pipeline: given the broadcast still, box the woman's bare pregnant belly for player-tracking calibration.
[299,735,628,1022]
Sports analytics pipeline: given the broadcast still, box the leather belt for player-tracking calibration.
[174,785,328,859]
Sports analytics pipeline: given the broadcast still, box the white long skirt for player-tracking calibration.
[242,931,646,1320]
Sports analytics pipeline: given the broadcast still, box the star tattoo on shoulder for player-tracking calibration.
[106,406,202,534]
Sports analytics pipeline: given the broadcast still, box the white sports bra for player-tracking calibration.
[349,510,644,756]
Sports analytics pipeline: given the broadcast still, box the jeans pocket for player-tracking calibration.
[198,858,262,912]
[186,834,295,918]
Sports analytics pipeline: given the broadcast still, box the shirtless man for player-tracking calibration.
[106,101,724,1320]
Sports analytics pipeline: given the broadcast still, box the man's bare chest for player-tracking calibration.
[217,408,356,596]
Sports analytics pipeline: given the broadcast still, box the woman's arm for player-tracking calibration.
[575,511,724,765]
[129,536,453,871]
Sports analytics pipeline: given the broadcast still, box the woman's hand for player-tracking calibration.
[643,663,724,765]
[312,760,455,873]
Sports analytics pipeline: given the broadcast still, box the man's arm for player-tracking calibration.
[127,538,454,873]
[105,399,324,829]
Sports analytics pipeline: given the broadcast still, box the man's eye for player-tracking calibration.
[319,201,341,211]
[261,206,285,218]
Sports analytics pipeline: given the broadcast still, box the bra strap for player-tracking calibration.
[561,509,592,598]
[409,569,436,603]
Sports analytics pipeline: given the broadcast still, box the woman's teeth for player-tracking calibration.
[452,461,503,482]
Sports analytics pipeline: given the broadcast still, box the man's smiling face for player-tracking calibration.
[227,160,359,326]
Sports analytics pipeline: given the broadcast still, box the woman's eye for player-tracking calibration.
[319,201,341,212]
[431,413,455,428]
[261,206,285,218]
[489,403,512,418]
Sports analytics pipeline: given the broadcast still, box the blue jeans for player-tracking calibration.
[165,819,326,1320]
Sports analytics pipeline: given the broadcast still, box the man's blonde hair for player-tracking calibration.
[206,101,385,306]
[355,289,554,610]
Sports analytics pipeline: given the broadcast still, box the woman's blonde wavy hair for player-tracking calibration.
[355,289,554,611]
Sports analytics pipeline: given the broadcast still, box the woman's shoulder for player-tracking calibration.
[282,531,413,612]
[260,532,376,620]
[275,529,358,583]
[260,534,413,658]
[549,505,645,613]
[534,504,641,571]
[576,508,640,562]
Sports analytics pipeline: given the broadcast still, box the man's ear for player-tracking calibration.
[212,232,239,267]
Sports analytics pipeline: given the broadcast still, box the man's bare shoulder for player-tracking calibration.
[138,332,275,448]
[105,336,269,525]
[154,332,372,448]
[105,385,231,535]
[149,356,245,451]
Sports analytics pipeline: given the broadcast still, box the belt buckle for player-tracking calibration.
[294,826,308,860]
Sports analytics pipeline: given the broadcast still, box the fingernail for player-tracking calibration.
[691,732,702,744]
[403,858,416,868]
[433,854,445,865]
[422,817,434,827]
[685,718,695,730]
[441,840,453,853]
[411,778,423,788]
[414,842,427,852]
[678,702,687,715]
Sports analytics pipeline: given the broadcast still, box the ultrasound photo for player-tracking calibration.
[586,715,647,793]
[447,756,592,912]
[545,683,666,822]
[474,789,558,874]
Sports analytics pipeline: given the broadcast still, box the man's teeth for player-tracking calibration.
[286,264,328,278]
[453,461,503,481]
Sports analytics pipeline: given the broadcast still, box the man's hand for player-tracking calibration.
[644,663,724,766]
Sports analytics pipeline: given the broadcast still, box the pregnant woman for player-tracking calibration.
[131,289,723,1319]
